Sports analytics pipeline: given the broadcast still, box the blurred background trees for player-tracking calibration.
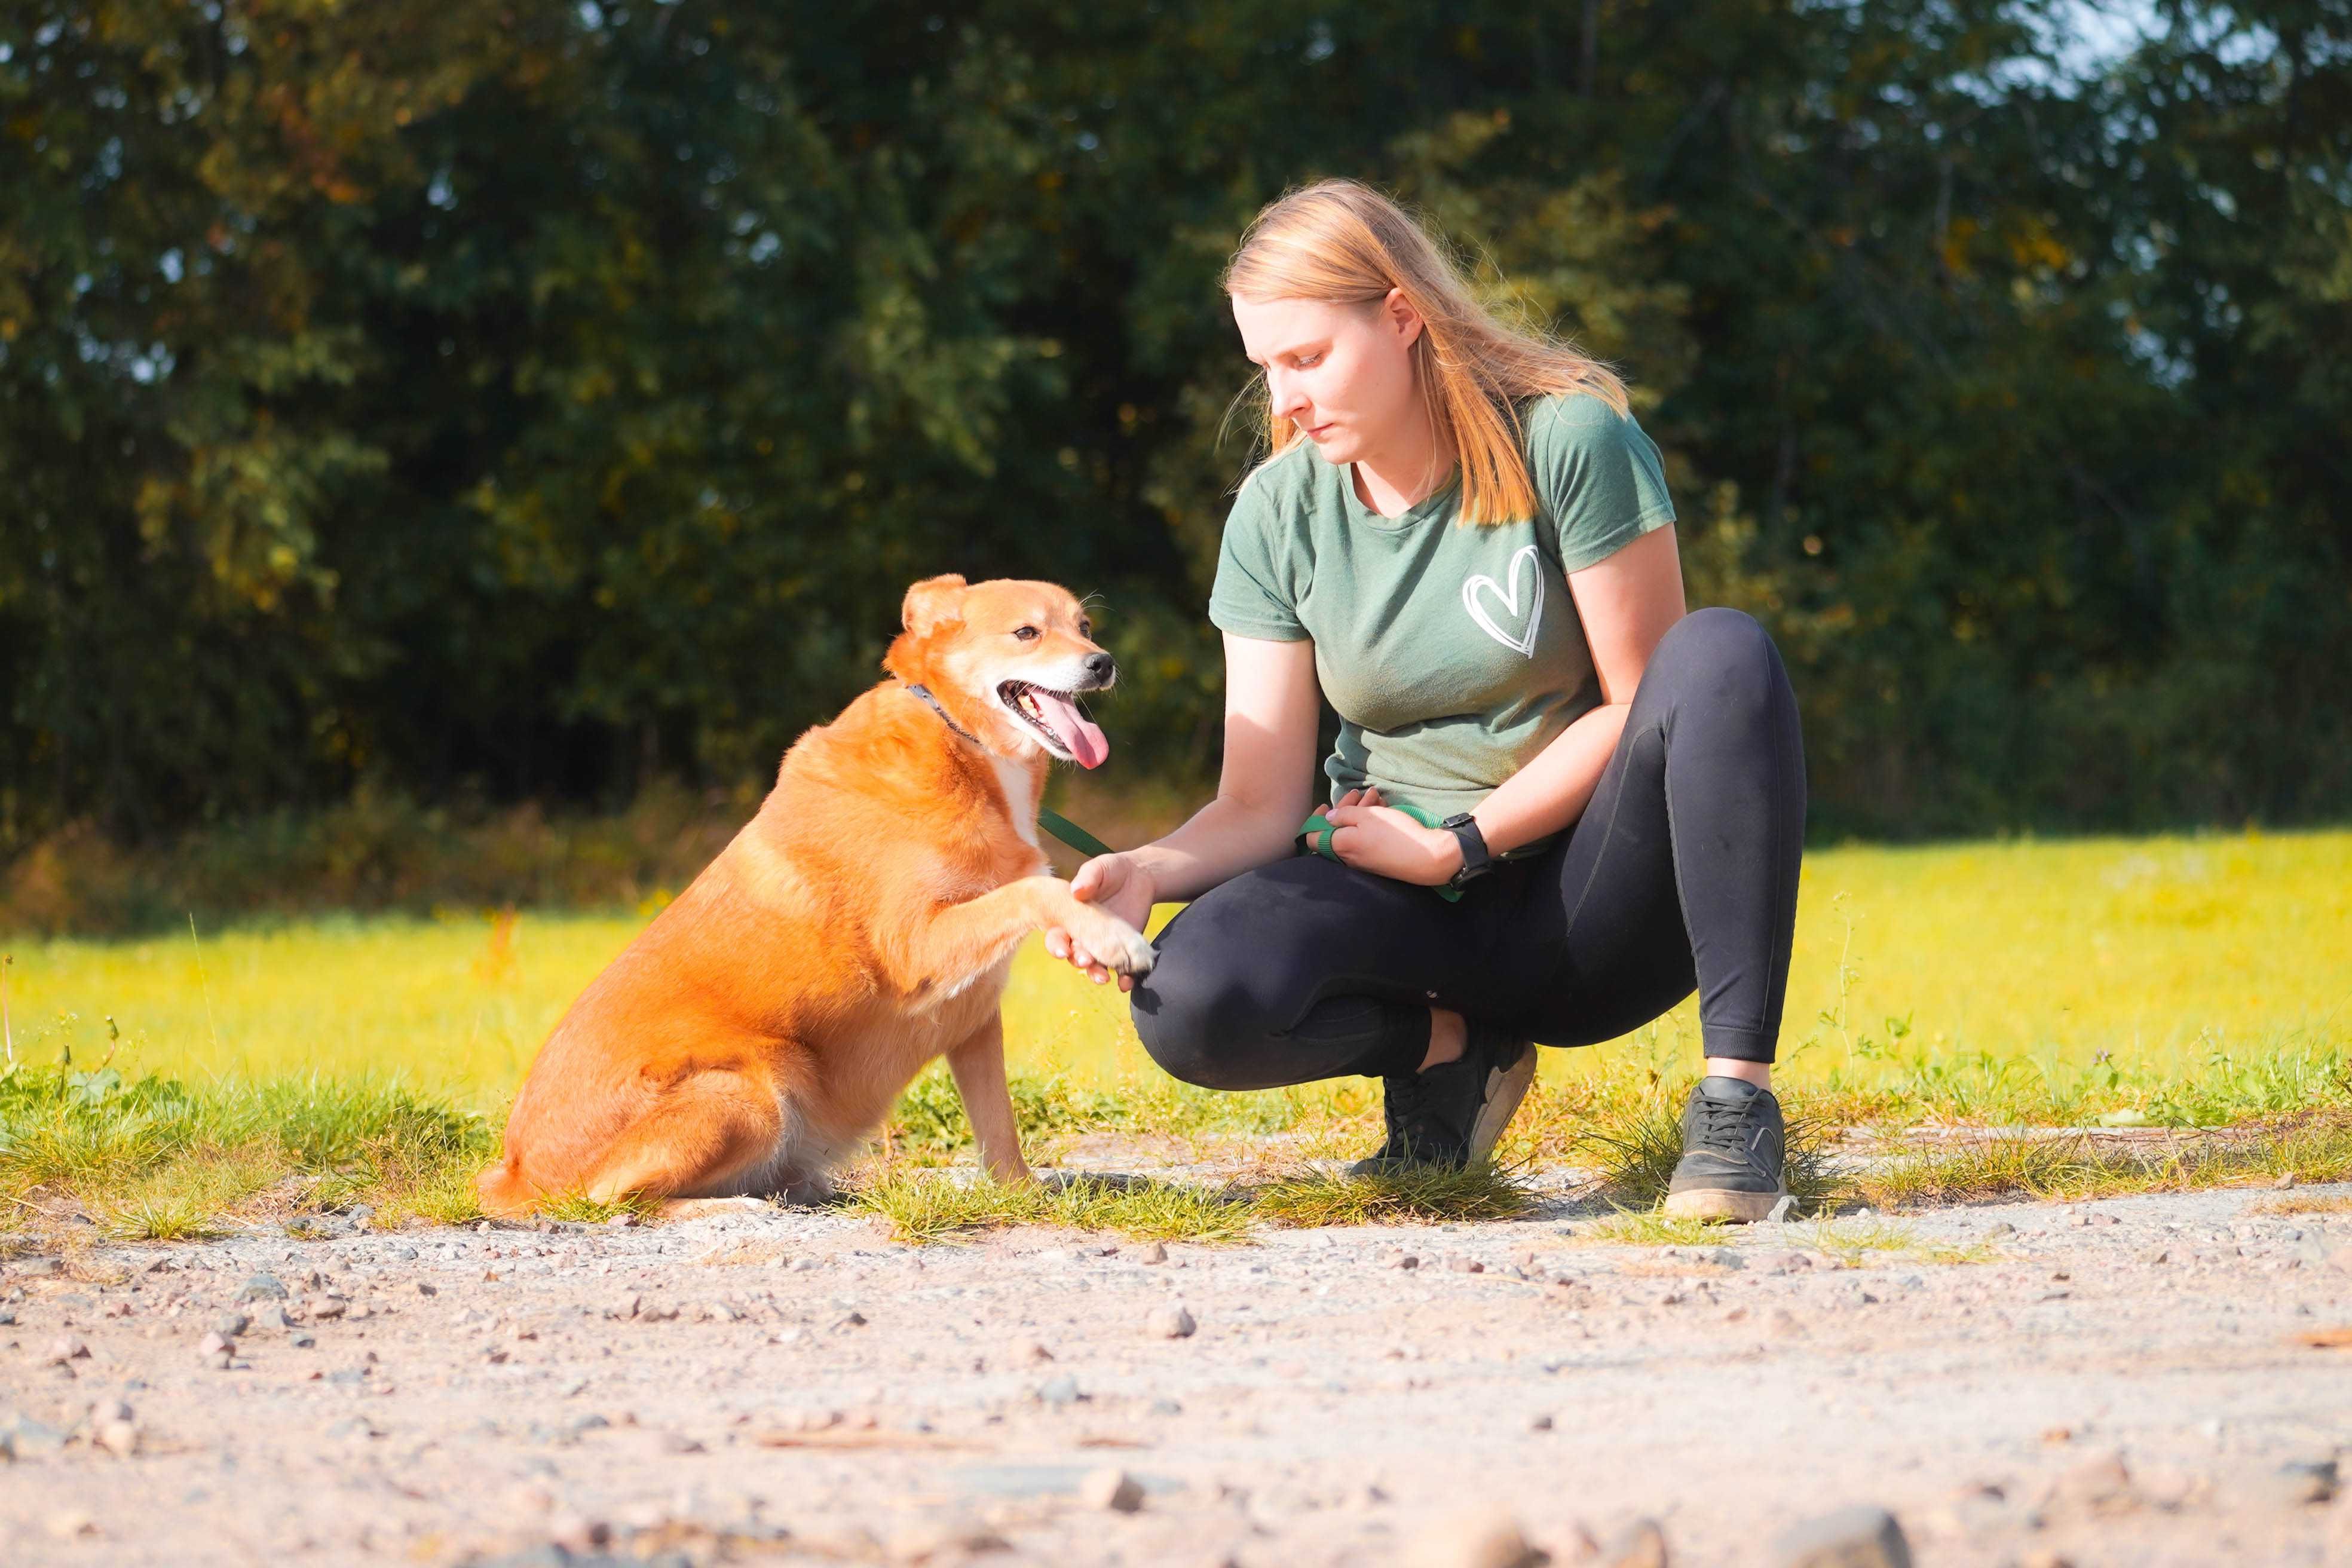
[4,0,2346,853]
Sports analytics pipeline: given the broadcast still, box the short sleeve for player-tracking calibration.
[1526,394,1677,574]
[1206,470,1309,641]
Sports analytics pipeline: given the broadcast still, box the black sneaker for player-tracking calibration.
[1663,1076,1788,1221]
[1347,1018,1535,1175]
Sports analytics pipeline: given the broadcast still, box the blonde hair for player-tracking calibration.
[1222,178,1630,526]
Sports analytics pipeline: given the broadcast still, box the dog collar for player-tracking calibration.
[901,681,982,746]
[895,680,1115,860]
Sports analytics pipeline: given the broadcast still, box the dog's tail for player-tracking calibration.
[475,1154,538,1218]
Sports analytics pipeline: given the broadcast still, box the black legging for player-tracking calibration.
[1129,607,1805,1089]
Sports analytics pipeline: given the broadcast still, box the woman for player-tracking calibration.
[1043,179,1805,1221]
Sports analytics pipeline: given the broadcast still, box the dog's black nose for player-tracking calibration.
[1083,652,1116,684]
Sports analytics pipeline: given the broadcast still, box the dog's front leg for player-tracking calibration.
[945,1012,1031,1186]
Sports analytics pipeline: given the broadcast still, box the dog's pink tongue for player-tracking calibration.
[1030,689,1108,769]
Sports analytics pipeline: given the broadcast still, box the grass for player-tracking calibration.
[847,1169,1255,1245]
[2,826,2347,1238]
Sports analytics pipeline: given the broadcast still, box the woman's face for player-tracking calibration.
[1230,290,1426,468]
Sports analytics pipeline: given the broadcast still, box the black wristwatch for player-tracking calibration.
[1440,811,1495,890]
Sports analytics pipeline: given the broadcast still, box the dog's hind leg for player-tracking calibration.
[945,1012,1031,1185]
[574,1072,787,1207]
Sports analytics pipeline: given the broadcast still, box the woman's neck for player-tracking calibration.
[1346,409,1455,518]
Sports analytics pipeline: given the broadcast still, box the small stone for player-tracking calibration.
[307,1294,348,1320]
[1138,1242,1168,1264]
[2276,1171,2300,1189]
[46,1511,98,1539]
[2267,1459,2339,1507]
[659,1431,705,1454]
[1527,1413,1553,1432]
[1036,1374,1082,1407]
[1770,1505,1910,1567]
[212,1312,249,1337]
[204,1349,232,1371]
[1383,1250,1421,1270]
[1005,1337,1054,1365]
[290,1332,317,1349]
[236,1273,289,1302]
[1592,1517,1670,1568]
[1767,1308,1806,1337]
[549,1514,612,1553]
[2051,1450,2138,1515]
[44,1334,90,1364]
[1983,1222,2017,1241]
[1146,1305,1197,1339]
[95,1419,140,1457]
[1079,1465,1144,1512]
[1446,1255,1485,1274]
[609,1293,641,1319]
[89,1399,134,1425]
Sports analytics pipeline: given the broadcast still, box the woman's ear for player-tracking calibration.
[901,574,969,636]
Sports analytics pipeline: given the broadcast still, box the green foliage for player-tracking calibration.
[2,0,2349,856]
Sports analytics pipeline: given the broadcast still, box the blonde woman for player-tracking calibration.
[1043,179,1804,1220]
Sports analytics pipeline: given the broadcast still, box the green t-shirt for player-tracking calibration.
[1206,391,1676,859]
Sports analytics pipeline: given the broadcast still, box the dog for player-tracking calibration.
[476,573,1156,1215]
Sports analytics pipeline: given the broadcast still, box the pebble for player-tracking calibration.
[1591,1517,1670,1568]
[236,1273,289,1302]
[1408,1509,1549,1568]
[1146,1305,1197,1340]
[1036,1374,1082,1407]
[1005,1337,1054,1365]
[2050,1450,2139,1515]
[1138,1242,1168,1264]
[94,1419,140,1457]
[45,1334,90,1364]
[1445,1255,1485,1275]
[46,1511,98,1539]
[1771,1505,1910,1567]
[307,1294,348,1320]
[1384,1251,1421,1270]
[212,1312,249,1337]
[1079,1466,1144,1512]
[2267,1459,2339,1508]
[1767,1309,1806,1337]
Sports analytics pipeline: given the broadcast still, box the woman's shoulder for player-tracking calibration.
[1227,437,1336,535]
[1517,388,1652,451]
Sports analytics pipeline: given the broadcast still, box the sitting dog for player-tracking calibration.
[476,573,1155,1214]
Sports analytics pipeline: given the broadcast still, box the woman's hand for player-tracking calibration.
[1321,786,1465,887]
[1043,852,1157,993]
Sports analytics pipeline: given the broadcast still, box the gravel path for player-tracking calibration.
[4,1172,2350,1567]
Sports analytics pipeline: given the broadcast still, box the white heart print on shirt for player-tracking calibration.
[1461,543,1545,657]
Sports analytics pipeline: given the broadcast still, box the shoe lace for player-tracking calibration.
[1690,1092,1760,1160]
[1380,1070,1465,1157]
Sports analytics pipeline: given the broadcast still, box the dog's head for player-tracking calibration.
[882,574,1116,768]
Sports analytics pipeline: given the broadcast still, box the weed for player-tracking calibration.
[1253,1161,1536,1228]
[536,1189,663,1225]
[848,1169,1252,1245]
[2246,1193,2352,1217]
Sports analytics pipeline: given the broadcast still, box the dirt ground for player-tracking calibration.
[4,1165,2350,1568]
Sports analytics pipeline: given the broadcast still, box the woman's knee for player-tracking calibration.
[1646,607,1791,709]
[1128,939,1278,1091]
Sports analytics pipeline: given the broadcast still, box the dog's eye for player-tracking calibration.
[1079,620,1092,638]
[1012,626,1040,641]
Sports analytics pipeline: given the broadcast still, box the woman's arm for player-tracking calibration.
[1042,632,1323,987]
[1322,523,1686,881]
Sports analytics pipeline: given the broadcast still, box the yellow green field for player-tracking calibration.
[8,828,2347,1126]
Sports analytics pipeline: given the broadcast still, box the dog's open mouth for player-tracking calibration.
[997,681,1108,770]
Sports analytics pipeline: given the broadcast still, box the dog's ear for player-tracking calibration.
[901,574,969,636]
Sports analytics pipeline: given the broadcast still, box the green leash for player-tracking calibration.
[1037,806,1114,860]
[1297,801,1464,902]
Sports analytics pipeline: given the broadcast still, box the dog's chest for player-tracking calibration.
[990,755,1040,850]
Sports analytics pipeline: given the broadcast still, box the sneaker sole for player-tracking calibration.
[1466,1046,1537,1164]
[1662,1187,1785,1223]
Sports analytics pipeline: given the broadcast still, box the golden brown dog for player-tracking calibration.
[476,574,1154,1214]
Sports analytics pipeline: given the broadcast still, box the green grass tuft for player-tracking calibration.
[847,1169,1253,1245]
[1252,1161,1536,1228]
